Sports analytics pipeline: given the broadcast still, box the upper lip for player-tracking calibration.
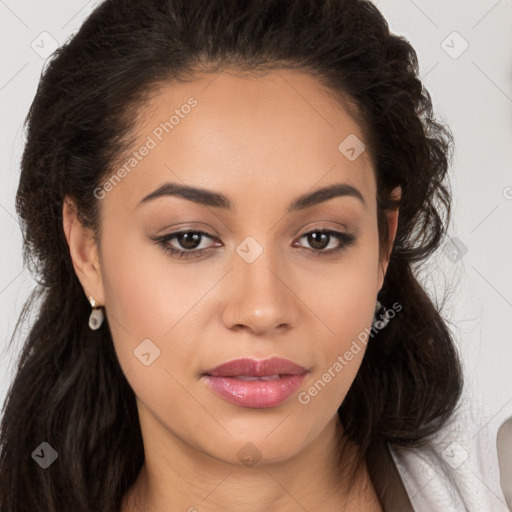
[203,357,308,377]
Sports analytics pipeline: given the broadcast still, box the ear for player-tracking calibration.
[62,196,105,305]
[377,186,401,291]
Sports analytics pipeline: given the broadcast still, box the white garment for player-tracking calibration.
[388,392,510,512]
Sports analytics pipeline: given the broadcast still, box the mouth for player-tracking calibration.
[228,374,286,381]
[202,357,309,408]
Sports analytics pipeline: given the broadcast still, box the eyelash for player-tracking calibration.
[153,228,356,260]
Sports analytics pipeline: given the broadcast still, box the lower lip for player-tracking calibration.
[203,374,307,408]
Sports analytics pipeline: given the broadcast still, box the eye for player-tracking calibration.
[154,230,220,259]
[293,229,356,254]
[152,228,356,260]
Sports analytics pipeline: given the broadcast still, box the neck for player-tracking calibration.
[122,414,382,512]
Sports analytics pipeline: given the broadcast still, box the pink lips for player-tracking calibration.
[202,357,308,408]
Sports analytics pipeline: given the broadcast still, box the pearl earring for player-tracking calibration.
[88,296,105,330]
[372,299,390,329]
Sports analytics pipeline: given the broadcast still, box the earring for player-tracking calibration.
[372,299,389,329]
[88,296,105,330]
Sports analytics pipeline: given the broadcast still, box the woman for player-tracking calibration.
[0,0,508,510]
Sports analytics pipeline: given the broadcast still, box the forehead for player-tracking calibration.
[104,68,376,212]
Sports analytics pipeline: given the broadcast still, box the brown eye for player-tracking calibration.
[294,229,356,254]
[154,230,220,259]
[175,232,203,250]
[306,231,330,250]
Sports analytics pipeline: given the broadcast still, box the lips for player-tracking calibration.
[202,357,309,408]
[204,357,307,378]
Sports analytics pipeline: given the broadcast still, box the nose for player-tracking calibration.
[221,244,300,336]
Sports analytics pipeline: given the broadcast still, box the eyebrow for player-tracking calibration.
[137,181,365,212]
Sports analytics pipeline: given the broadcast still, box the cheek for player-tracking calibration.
[99,223,209,374]
[99,229,210,425]
[298,229,380,341]
[295,231,380,401]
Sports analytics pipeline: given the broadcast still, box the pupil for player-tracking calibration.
[179,232,201,249]
[309,232,328,250]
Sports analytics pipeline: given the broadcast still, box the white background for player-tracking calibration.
[1,0,512,443]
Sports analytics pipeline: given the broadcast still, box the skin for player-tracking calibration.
[63,68,400,512]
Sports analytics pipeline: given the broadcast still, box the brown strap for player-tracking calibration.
[367,441,415,512]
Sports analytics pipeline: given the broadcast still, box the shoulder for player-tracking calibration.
[388,392,510,512]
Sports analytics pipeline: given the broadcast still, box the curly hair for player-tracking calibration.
[0,0,463,510]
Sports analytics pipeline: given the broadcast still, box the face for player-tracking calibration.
[65,69,398,466]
